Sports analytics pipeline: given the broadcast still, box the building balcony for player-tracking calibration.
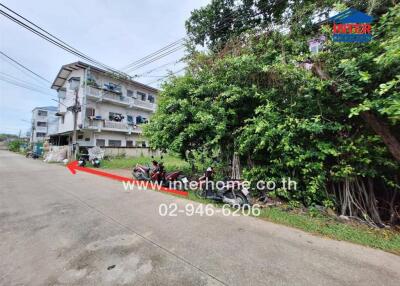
[86,87,129,106]
[86,86,155,111]
[129,99,156,112]
[85,119,141,134]
[35,126,48,132]
[35,115,48,121]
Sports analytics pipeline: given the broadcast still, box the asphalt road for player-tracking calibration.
[0,150,399,286]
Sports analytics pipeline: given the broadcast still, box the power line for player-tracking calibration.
[145,67,186,86]
[0,3,129,79]
[125,45,184,73]
[0,50,51,84]
[0,71,51,91]
[121,38,184,71]
[0,75,55,97]
[123,8,268,74]
[135,60,180,77]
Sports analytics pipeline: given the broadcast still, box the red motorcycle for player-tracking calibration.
[132,157,188,188]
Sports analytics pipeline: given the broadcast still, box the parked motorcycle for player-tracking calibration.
[78,155,87,167]
[132,160,157,181]
[26,151,39,159]
[132,156,188,188]
[91,157,101,168]
[195,167,251,207]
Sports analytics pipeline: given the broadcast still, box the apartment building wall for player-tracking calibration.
[31,107,58,143]
[53,64,157,147]
[57,69,85,134]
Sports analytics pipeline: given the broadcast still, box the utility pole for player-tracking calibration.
[71,87,80,159]
[67,77,81,160]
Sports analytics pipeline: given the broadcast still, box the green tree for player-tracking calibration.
[146,2,400,224]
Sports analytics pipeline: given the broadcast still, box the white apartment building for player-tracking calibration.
[50,62,158,148]
[30,106,58,143]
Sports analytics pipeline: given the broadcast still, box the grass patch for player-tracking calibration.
[256,207,400,254]
[101,154,192,174]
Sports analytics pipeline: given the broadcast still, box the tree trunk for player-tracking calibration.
[312,63,400,162]
[360,111,400,162]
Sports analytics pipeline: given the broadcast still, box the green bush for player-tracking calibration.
[8,140,23,152]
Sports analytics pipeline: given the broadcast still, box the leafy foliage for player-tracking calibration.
[146,2,400,217]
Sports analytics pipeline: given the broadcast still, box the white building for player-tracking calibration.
[30,106,58,143]
[50,62,158,148]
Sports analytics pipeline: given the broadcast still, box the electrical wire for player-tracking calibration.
[0,71,51,91]
[0,50,51,84]
[124,45,184,73]
[121,38,185,70]
[0,3,129,78]
[135,60,180,78]
[0,75,55,96]
[123,8,268,74]
[145,68,186,86]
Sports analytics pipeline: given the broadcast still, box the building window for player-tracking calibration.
[127,115,134,124]
[108,140,121,147]
[96,139,105,147]
[148,95,155,103]
[36,132,46,137]
[78,135,84,140]
[37,110,47,116]
[136,141,146,147]
[109,112,124,122]
[86,107,95,117]
[126,140,133,147]
[127,90,133,97]
[103,82,122,94]
[37,121,47,127]
[137,91,146,101]
[136,116,148,124]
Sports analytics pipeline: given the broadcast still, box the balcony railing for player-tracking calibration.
[86,86,155,111]
[131,99,156,111]
[103,92,130,104]
[103,120,128,130]
[85,119,142,133]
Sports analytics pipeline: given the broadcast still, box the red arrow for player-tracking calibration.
[67,161,188,197]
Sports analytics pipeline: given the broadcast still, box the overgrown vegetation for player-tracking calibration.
[145,1,400,227]
[7,140,24,152]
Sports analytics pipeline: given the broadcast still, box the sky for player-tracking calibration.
[0,0,210,135]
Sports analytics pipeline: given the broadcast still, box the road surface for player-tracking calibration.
[0,150,399,285]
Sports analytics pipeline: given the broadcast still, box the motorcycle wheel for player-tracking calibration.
[195,188,207,199]
[132,171,143,180]
[224,191,249,208]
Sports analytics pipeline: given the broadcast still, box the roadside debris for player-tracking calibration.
[88,147,104,160]
[43,146,68,163]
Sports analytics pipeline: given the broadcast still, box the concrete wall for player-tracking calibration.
[101,147,161,158]
[75,131,148,148]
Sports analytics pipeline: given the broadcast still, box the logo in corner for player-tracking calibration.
[329,8,373,43]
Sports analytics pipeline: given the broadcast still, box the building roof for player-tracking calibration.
[32,106,58,112]
[50,61,159,93]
